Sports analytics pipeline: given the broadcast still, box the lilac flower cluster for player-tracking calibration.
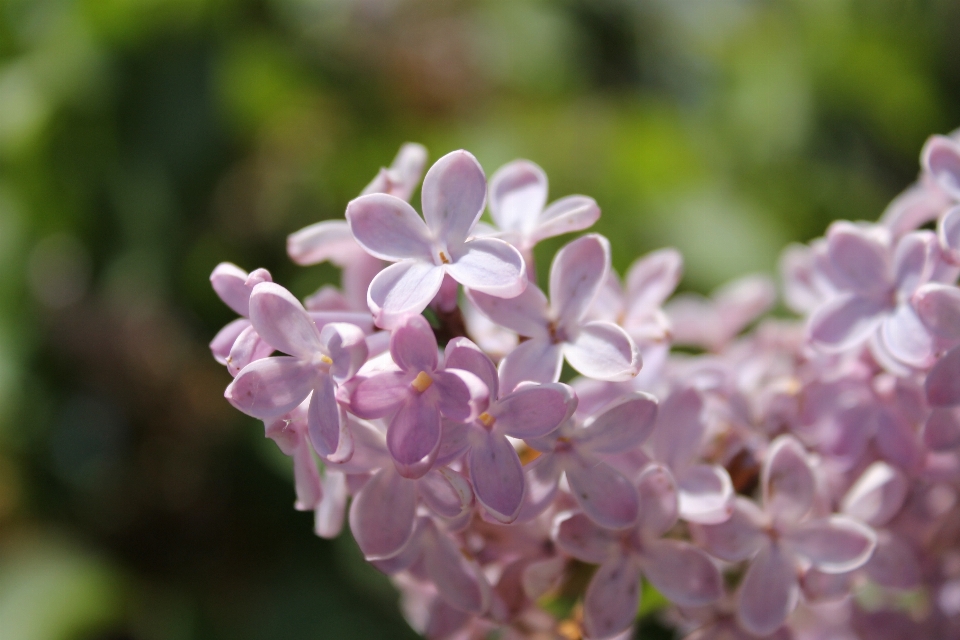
[209,134,960,639]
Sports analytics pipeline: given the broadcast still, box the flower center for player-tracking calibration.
[478,412,496,429]
[438,251,450,264]
[411,371,434,392]
[319,354,333,366]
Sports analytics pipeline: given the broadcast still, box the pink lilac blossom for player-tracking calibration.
[209,135,960,639]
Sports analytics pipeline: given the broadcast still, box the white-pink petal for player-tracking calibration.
[248,282,324,358]
[447,237,526,297]
[530,195,601,245]
[421,150,487,246]
[563,321,641,381]
[287,220,365,266]
[367,260,445,328]
[488,159,548,234]
[346,193,434,261]
[550,233,610,325]
[737,542,798,637]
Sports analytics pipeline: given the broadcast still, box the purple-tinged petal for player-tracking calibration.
[939,205,960,261]
[922,134,960,199]
[226,356,316,419]
[695,497,766,562]
[448,237,526,297]
[469,431,525,523]
[800,568,852,603]
[840,462,907,527]
[421,150,486,247]
[361,142,428,201]
[762,435,815,525]
[308,375,348,460]
[287,220,364,266]
[418,467,472,519]
[390,314,439,373]
[488,159,548,234]
[864,532,920,589]
[432,368,489,422]
[210,318,250,365]
[516,453,562,522]
[550,233,610,325]
[780,243,830,314]
[491,382,576,439]
[290,431,323,511]
[826,221,892,295]
[423,599,471,640]
[808,294,887,351]
[786,516,876,574]
[387,396,442,478]
[522,557,566,600]
[624,248,683,312]
[423,523,491,615]
[642,539,722,607]
[318,321,368,382]
[314,470,347,538]
[435,419,471,466]
[310,311,376,335]
[583,554,642,640]
[467,285,550,338]
[345,193,433,261]
[875,409,925,472]
[649,386,704,471]
[226,324,273,377]
[530,195,601,246]
[635,463,679,537]
[575,392,658,455]
[566,456,640,529]
[914,283,960,341]
[367,260,445,328]
[677,465,735,525]
[348,465,417,559]
[563,321,641,381]
[926,345,960,407]
[498,337,564,393]
[893,231,935,296]
[553,512,616,563]
[713,274,777,343]
[882,181,951,236]
[248,282,324,358]
[211,262,260,316]
[925,408,960,451]
[350,370,411,418]
[880,305,935,368]
[443,337,498,399]
[737,542,798,638]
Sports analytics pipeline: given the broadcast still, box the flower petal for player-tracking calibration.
[210,318,250,365]
[786,516,876,573]
[553,511,616,563]
[635,463,679,537]
[530,195,601,245]
[925,408,960,451]
[421,150,486,246]
[498,337,564,393]
[880,304,935,368]
[516,453,562,522]
[248,282,324,358]
[367,260,445,328]
[762,435,815,525]
[469,431,525,522]
[649,386,704,471]
[226,324,273,377]
[583,554,642,640]
[350,370,411,418]
[864,532,920,589]
[432,368,489,422]
[418,467,473,520]
[287,220,365,266]
[840,462,907,527]
[443,337,499,399]
[939,205,960,260]
[922,134,960,199]
[677,465,735,525]
[914,282,960,341]
[448,237,526,297]
[422,521,490,614]
[225,356,316,419]
[290,430,323,511]
[345,193,433,261]
[808,294,887,351]
[566,456,640,529]
[211,262,263,316]
[826,221,892,295]
[314,470,348,538]
[695,497,766,562]
[491,383,576,439]
[308,375,349,460]
[387,395,442,478]
[737,542,798,638]
[319,321,369,382]
[926,345,960,407]
[642,539,722,607]
[361,142,428,201]
[488,159,548,234]
[624,248,683,311]
[550,233,610,325]
[575,392,658,455]
[348,465,417,559]
[467,285,550,338]
[390,314,439,372]
[563,321,641,381]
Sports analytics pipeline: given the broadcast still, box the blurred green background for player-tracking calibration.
[1,0,959,637]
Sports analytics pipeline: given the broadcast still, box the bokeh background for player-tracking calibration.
[1,0,960,637]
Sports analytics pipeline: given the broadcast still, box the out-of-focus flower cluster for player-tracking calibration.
[209,133,960,639]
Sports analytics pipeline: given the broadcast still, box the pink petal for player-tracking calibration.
[290,430,323,511]
[563,321,641,381]
[922,134,960,199]
[349,370,411,418]
[443,337,499,399]
[875,409,925,472]
[367,260,445,327]
[786,516,876,573]
[531,195,601,245]
[677,465,735,525]
[469,431,525,522]
[498,337,564,393]
[925,408,960,451]
[914,283,960,341]
[583,554,642,640]
[880,304,935,368]
[641,539,722,607]
[286,220,365,266]
[447,237,526,297]
[389,314,439,372]
[575,392,658,455]
[737,542,798,637]
[491,382,576,439]
[210,318,250,365]
[348,465,417,559]
[635,463,679,537]
[566,456,640,529]
[226,324,273,376]
[417,467,472,520]
[210,262,258,316]
[939,205,960,260]
[432,368,489,422]
[360,142,428,201]
[926,345,960,406]
[387,395,442,478]
[826,221,892,295]
[713,274,777,339]
[345,193,433,261]
[762,435,815,525]
[649,386,704,471]
[467,285,550,338]
[839,462,907,527]
[695,497,766,562]
[436,418,471,465]
[308,375,349,460]
[248,282,324,358]
[553,512,616,563]
[488,159,548,234]
[319,321,369,382]
[893,231,935,296]
[624,248,683,311]
[314,470,347,538]
[422,522,490,615]
[808,294,887,351]
[516,453,562,522]
[864,532,920,589]
[420,150,486,246]
[225,356,316,419]
[550,233,610,325]
[522,556,566,600]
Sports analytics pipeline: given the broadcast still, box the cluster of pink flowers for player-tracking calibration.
[209,132,960,639]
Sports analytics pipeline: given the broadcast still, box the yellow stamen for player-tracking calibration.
[439,251,450,264]
[478,412,496,428]
[319,354,333,365]
[411,371,434,392]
